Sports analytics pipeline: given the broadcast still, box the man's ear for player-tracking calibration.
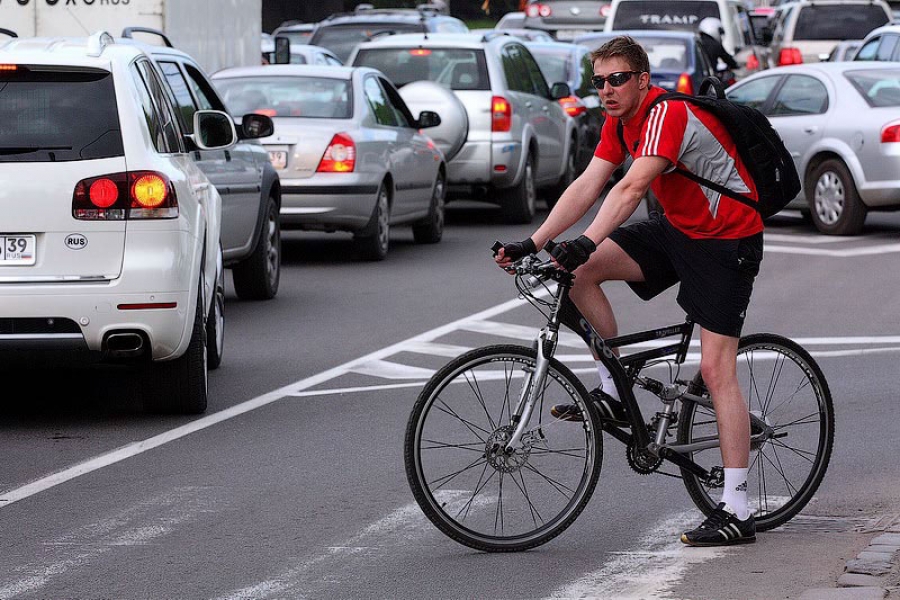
[639,71,651,90]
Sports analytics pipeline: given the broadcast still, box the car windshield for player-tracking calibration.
[610,0,720,30]
[213,76,353,119]
[845,69,900,107]
[0,67,123,163]
[793,5,889,41]
[313,23,423,62]
[354,48,491,90]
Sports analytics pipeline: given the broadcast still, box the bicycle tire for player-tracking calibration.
[405,344,603,552]
[677,333,834,531]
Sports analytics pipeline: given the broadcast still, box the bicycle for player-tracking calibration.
[404,246,834,552]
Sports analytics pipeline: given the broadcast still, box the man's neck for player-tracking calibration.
[621,87,651,123]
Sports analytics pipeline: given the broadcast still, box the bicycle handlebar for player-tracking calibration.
[491,240,566,284]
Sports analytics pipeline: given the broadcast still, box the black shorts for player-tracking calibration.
[608,213,763,338]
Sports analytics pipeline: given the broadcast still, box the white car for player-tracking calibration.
[0,32,238,413]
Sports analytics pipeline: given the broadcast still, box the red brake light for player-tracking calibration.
[539,3,552,16]
[526,4,540,17]
[600,4,612,17]
[73,171,177,220]
[558,95,587,117]
[746,53,759,71]
[881,120,900,143]
[676,73,694,95]
[409,48,431,56]
[491,96,512,132]
[317,133,356,172]
[89,178,119,208]
[778,48,803,66]
[0,64,19,72]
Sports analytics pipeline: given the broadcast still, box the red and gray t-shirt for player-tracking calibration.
[594,86,763,240]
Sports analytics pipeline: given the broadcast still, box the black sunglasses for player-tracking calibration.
[591,70,643,90]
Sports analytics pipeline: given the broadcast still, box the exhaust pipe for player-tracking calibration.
[104,332,145,359]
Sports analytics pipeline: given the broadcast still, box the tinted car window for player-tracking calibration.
[364,75,399,126]
[611,0,720,30]
[769,75,828,115]
[503,45,535,93]
[214,76,352,119]
[133,60,182,153]
[521,46,551,96]
[0,67,124,163]
[183,64,222,111]
[313,24,423,62]
[726,75,780,110]
[354,48,490,90]
[159,61,198,133]
[793,5,889,41]
[855,37,880,60]
[845,69,900,107]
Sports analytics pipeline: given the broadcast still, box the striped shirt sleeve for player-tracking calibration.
[635,100,688,166]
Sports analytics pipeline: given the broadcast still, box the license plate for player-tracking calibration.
[554,29,581,40]
[0,234,36,265]
[268,150,287,170]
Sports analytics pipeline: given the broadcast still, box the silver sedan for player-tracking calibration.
[726,62,900,234]
[211,65,447,260]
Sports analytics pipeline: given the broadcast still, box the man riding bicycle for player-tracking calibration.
[495,36,764,547]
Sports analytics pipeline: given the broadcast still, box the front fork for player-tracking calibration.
[505,326,556,450]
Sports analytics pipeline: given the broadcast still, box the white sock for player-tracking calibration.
[595,360,620,401]
[721,467,751,521]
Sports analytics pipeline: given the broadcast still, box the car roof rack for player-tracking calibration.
[120,26,175,48]
[0,27,18,38]
[86,30,115,57]
[481,31,511,43]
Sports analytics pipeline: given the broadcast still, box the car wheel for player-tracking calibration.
[545,143,577,210]
[412,170,446,244]
[500,153,536,224]
[145,275,208,415]
[206,247,225,370]
[807,159,866,235]
[354,182,390,261]
[233,195,281,300]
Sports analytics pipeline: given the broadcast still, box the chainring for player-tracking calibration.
[626,442,664,475]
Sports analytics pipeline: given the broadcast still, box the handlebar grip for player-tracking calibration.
[543,240,557,254]
[491,240,504,257]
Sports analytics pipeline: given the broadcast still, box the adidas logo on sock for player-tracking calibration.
[736,481,748,492]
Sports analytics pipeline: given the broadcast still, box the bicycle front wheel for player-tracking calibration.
[405,345,602,552]
[678,333,834,531]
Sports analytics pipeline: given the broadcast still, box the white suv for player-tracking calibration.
[0,32,238,414]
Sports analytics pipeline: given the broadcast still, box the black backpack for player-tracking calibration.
[617,78,801,219]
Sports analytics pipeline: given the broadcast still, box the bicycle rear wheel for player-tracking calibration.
[405,344,602,552]
[678,334,834,531]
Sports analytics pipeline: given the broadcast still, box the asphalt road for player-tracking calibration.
[2,200,899,599]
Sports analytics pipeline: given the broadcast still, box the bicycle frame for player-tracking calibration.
[505,267,771,485]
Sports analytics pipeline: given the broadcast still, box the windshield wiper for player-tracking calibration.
[0,146,72,155]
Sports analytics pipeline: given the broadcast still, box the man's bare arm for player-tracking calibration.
[583,155,670,245]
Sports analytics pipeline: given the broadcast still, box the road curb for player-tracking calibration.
[801,514,900,599]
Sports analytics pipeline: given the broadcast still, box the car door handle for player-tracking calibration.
[525,101,533,108]
[224,150,232,161]
[541,105,549,112]
[803,126,818,134]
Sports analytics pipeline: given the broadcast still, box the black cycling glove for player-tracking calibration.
[550,235,596,272]
[499,238,537,261]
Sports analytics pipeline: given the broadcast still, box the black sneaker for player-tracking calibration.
[550,388,628,424]
[681,503,756,546]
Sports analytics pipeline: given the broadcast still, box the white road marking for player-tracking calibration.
[546,510,725,600]
[458,320,586,347]
[349,359,436,379]
[402,340,473,357]
[764,233,866,244]
[766,243,900,257]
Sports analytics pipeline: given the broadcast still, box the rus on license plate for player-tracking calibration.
[268,150,287,170]
[0,234,36,265]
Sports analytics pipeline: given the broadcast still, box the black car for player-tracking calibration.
[574,30,717,95]
[524,41,603,183]
[309,6,468,63]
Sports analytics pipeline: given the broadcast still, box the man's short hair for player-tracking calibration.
[590,36,650,74]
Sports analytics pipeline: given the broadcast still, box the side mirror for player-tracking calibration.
[550,82,571,100]
[274,36,291,64]
[241,113,275,139]
[192,110,237,150]
[416,110,441,129]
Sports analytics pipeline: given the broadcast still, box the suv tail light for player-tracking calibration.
[72,171,177,220]
[317,133,356,172]
[778,48,803,66]
[558,95,587,117]
[600,4,612,17]
[526,3,552,17]
[676,73,694,95]
[881,120,900,143]
[491,96,512,132]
